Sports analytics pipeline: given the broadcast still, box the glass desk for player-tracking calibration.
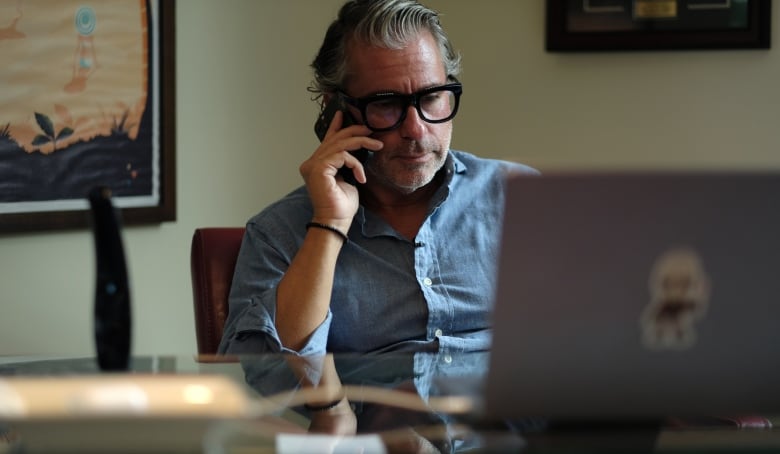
[0,353,778,453]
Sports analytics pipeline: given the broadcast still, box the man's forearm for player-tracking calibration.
[276,227,345,351]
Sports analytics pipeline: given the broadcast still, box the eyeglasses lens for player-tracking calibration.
[364,88,458,130]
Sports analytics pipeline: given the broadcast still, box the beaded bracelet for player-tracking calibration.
[306,222,349,243]
[304,396,345,412]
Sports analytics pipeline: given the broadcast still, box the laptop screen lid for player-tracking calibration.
[485,172,780,420]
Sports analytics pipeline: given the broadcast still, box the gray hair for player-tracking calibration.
[309,0,461,102]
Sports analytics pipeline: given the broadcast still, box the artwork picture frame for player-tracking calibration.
[546,0,771,51]
[0,0,176,233]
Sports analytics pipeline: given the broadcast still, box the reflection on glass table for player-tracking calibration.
[0,353,778,453]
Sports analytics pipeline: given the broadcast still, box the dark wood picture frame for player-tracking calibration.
[546,0,771,51]
[0,0,176,234]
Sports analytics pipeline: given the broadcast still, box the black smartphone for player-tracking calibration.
[313,97,369,185]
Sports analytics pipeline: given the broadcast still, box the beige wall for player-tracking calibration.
[1,1,777,356]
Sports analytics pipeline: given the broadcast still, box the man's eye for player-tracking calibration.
[371,98,402,110]
[421,92,443,105]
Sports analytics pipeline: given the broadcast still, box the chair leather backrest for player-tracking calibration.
[190,227,245,355]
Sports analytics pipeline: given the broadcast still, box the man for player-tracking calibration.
[218,0,536,357]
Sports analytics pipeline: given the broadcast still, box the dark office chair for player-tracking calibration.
[190,227,245,356]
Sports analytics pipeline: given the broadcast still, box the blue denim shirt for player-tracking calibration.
[218,150,538,356]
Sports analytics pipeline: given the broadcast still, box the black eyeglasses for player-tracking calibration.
[339,79,462,132]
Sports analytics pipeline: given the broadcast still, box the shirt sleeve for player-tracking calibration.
[503,159,541,177]
[217,217,332,356]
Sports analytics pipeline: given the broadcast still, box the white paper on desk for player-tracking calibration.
[276,433,387,454]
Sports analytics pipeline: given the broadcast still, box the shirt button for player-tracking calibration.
[423,277,433,286]
[434,328,443,337]
[443,354,453,364]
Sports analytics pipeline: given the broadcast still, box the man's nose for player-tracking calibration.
[398,105,425,140]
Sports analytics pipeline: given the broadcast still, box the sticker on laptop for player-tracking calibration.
[640,247,711,350]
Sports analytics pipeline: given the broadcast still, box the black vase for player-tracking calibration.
[88,186,131,371]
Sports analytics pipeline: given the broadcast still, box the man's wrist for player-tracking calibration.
[306,222,349,243]
[304,394,348,412]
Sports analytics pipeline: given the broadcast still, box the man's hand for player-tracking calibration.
[299,110,383,232]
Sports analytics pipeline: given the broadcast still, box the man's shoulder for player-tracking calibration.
[449,150,539,176]
[246,185,312,227]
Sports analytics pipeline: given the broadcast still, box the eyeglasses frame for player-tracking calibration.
[338,78,463,133]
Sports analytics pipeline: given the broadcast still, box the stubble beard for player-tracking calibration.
[366,146,447,195]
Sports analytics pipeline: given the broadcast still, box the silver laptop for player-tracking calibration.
[485,172,780,420]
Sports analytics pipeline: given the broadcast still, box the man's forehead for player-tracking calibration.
[343,30,446,94]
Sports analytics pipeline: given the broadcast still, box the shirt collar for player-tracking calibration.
[449,151,467,175]
[355,150,466,239]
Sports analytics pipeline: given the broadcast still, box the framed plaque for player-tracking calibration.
[546,0,771,51]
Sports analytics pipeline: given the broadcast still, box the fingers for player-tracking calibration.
[316,117,382,184]
[338,150,367,184]
[300,111,380,224]
[325,109,344,137]
[323,110,382,151]
[322,111,373,147]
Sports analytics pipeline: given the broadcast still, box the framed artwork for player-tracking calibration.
[0,0,176,233]
[546,0,771,51]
